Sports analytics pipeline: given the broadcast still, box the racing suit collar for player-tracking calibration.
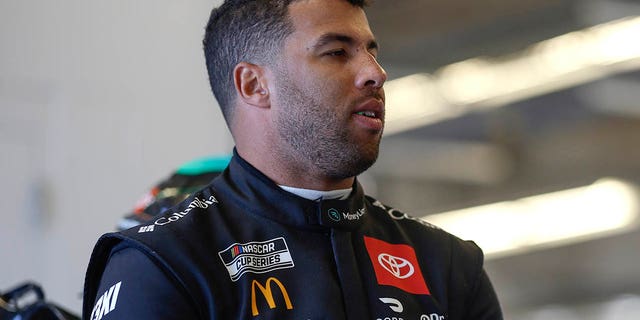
[217,149,368,231]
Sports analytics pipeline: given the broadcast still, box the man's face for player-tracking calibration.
[269,0,387,180]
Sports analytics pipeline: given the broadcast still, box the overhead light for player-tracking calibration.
[385,16,640,135]
[422,178,640,259]
[436,16,640,107]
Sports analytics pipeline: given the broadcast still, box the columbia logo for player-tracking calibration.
[138,225,155,233]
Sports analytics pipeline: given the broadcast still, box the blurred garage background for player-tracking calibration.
[2,0,639,318]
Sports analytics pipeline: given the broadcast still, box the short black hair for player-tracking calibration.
[203,0,370,124]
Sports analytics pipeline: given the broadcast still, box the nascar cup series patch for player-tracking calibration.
[218,237,295,281]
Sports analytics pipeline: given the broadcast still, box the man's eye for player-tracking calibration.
[325,49,346,57]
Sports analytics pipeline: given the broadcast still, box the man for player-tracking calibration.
[83,0,503,319]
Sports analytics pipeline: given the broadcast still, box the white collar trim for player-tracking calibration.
[279,185,352,201]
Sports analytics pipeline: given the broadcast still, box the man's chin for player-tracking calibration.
[327,149,379,180]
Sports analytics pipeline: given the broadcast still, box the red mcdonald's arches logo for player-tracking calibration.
[251,277,294,316]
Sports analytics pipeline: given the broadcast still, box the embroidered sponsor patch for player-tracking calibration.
[372,200,440,230]
[251,277,294,316]
[90,281,122,320]
[364,236,431,295]
[218,237,294,281]
[379,297,404,313]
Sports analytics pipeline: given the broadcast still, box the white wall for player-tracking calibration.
[0,0,229,313]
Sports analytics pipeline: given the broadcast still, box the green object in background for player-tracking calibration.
[176,155,232,175]
[117,154,232,231]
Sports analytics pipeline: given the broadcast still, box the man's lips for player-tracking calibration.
[352,98,384,119]
[352,98,384,131]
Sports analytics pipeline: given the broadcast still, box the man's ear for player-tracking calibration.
[233,62,270,108]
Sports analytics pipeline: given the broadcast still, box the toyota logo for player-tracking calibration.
[377,253,415,279]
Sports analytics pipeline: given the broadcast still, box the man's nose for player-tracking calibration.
[355,54,387,89]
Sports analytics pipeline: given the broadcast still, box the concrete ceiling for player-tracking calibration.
[367,0,583,76]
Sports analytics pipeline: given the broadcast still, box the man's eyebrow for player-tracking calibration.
[311,32,379,51]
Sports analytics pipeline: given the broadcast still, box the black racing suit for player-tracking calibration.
[83,152,503,320]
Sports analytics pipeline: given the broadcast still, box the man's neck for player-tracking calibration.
[235,146,354,191]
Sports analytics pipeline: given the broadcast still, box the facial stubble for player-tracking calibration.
[274,71,382,180]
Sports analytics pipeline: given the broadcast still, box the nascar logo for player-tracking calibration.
[231,245,244,258]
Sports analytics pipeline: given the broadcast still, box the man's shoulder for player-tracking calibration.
[365,195,484,259]
[122,187,222,237]
[86,188,227,285]
[366,196,443,231]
